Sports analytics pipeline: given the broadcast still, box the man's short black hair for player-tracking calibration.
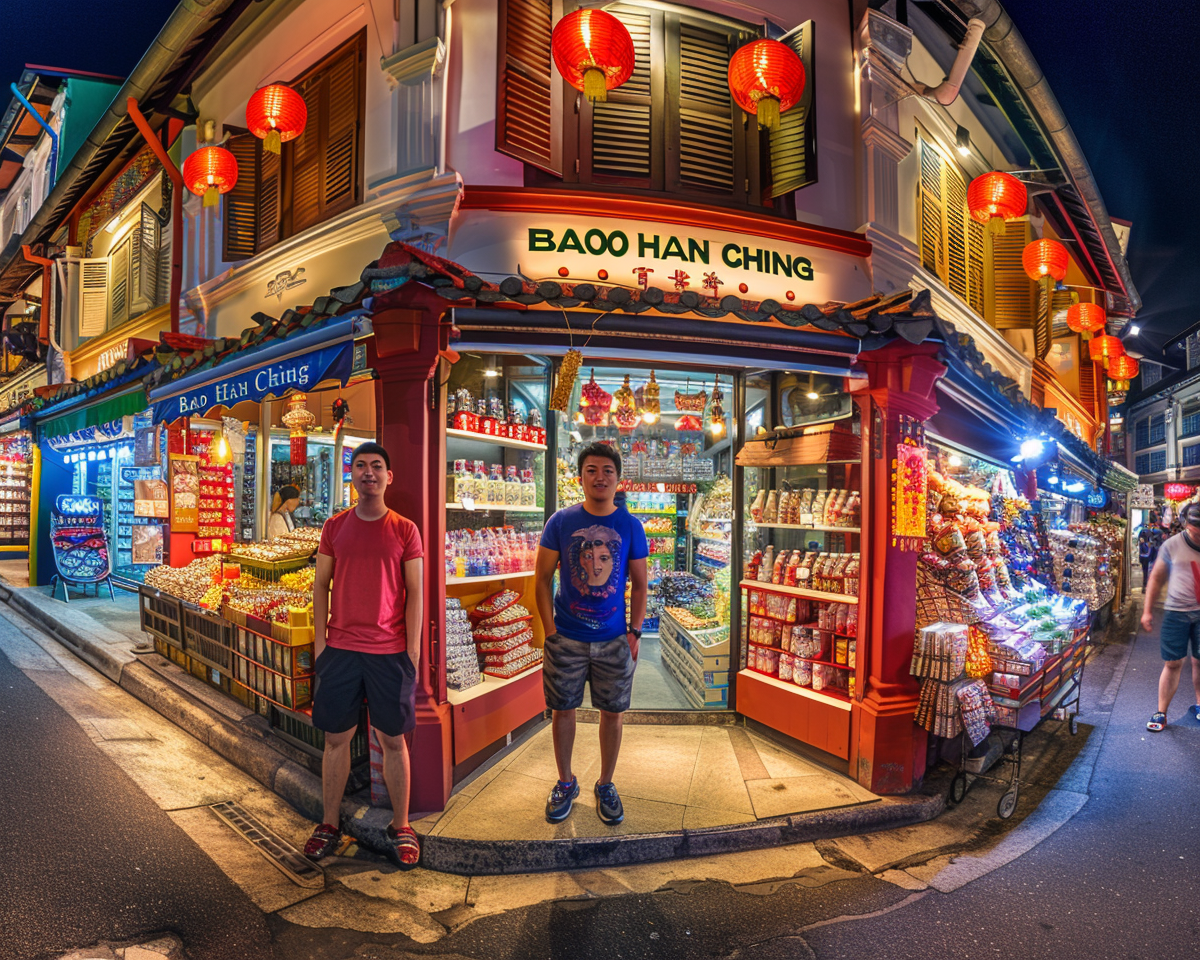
[1182,502,1200,526]
[577,441,621,477]
[351,441,391,470]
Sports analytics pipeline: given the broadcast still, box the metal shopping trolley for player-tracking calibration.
[948,625,1089,819]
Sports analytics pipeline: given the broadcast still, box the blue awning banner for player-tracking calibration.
[151,342,354,423]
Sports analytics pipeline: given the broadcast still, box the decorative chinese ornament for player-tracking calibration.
[579,369,613,426]
[639,370,661,424]
[1066,302,1106,334]
[727,38,805,131]
[1107,353,1139,389]
[612,374,640,432]
[246,83,307,154]
[676,414,703,432]
[892,443,929,549]
[551,9,635,103]
[965,625,994,679]
[1088,334,1124,366]
[1022,238,1069,281]
[182,145,238,207]
[709,376,725,437]
[550,349,583,412]
[967,171,1027,235]
[281,393,316,465]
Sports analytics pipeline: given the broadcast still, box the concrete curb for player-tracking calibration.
[0,582,949,875]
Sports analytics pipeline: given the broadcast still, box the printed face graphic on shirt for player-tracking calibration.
[568,524,622,600]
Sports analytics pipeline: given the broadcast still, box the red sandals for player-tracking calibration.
[385,824,421,870]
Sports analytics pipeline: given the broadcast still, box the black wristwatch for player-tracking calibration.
[628,626,642,639]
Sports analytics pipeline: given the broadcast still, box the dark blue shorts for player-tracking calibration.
[1159,610,1200,661]
[312,646,417,737]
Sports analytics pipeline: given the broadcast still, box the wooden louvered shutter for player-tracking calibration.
[671,19,738,197]
[582,5,656,188]
[132,202,160,312]
[768,21,817,198]
[109,238,130,327]
[223,133,259,261]
[917,138,944,278]
[967,217,985,316]
[77,258,108,338]
[944,164,969,303]
[290,73,322,234]
[258,141,281,252]
[987,220,1035,329]
[497,0,561,175]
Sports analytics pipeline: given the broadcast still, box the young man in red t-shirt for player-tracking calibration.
[303,442,425,869]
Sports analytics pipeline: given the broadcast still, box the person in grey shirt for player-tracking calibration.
[1140,501,1200,731]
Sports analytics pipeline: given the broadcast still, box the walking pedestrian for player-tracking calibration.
[1138,531,1157,589]
[304,442,424,868]
[534,441,648,825]
[1140,501,1200,732]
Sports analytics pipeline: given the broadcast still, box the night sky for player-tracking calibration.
[1,0,1193,353]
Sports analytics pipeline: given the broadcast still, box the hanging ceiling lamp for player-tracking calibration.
[551,9,636,102]
[246,83,307,154]
[1066,302,1107,334]
[967,171,1027,235]
[709,376,725,436]
[207,430,233,466]
[281,393,317,465]
[1088,334,1125,367]
[182,145,238,208]
[727,38,805,131]
[639,370,661,424]
[1022,238,1069,282]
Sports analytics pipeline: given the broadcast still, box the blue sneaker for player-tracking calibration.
[546,777,579,823]
[595,781,625,825]
[1189,705,1200,723]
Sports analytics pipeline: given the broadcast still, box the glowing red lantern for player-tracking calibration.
[1088,334,1124,365]
[727,39,806,131]
[1066,302,1107,334]
[1022,238,1069,282]
[182,146,238,208]
[246,83,307,154]
[967,171,1027,234]
[551,9,635,103]
[1107,354,1139,388]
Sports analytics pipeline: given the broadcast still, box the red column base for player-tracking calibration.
[851,694,927,795]
[409,694,453,814]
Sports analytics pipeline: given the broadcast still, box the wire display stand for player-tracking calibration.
[948,626,1089,819]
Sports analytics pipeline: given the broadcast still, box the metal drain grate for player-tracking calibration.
[209,800,325,888]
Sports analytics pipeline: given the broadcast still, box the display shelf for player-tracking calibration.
[446,502,544,513]
[631,510,677,517]
[693,534,732,543]
[747,644,850,671]
[446,428,547,452]
[446,569,537,585]
[446,662,543,705]
[695,554,728,567]
[751,522,860,534]
[739,579,858,604]
[737,669,852,709]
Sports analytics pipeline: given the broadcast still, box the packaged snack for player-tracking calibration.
[471,589,522,623]
[794,659,813,686]
[779,651,794,681]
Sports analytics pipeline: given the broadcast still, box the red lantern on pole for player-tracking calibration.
[551,9,636,103]
[182,145,238,208]
[1107,353,1139,389]
[1088,334,1124,366]
[1022,238,1069,281]
[727,39,806,131]
[246,83,307,154]
[967,171,1027,235]
[1066,302,1107,334]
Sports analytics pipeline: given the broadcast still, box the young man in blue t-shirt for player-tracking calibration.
[535,442,648,824]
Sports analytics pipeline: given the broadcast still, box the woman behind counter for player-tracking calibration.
[268,485,302,540]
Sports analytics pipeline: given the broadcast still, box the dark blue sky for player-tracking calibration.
[1,1,1190,349]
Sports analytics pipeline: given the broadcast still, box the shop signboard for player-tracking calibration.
[448,208,872,308]
[169,455,199,532]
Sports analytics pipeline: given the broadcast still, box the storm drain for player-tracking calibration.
[209,800,324,889]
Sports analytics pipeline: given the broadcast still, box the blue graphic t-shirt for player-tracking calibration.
[540,502,649,642]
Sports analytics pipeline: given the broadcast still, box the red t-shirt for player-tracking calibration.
[318,507,424,654]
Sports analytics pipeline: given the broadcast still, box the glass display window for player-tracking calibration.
[0,432,33,547]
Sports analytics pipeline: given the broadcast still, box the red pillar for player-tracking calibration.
[850,341,946,794]
[371,294,454,812]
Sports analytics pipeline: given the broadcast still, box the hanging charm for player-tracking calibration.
[612,374,640,432]
[579,369,613,426]
[281,393,317,465]
[550,349,583,412]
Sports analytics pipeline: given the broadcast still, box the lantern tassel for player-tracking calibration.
[988,217,1007,237]
[756,96,781,131]
[583,68,608,102]
[264,129,282,154]
[203,185,220,208]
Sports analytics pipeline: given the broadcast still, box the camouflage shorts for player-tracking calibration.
[542,633,635,713]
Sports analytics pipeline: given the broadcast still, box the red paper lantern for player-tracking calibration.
[1022,238,1069,282]
[551,9,635,102]
[246,83,307,154]
[727,39,805,131]
[182,145,238,208]
[1088,334,1124,364]
[967,171,1027,234]
[1107,353,1140,386]
[1066,302,1107,334]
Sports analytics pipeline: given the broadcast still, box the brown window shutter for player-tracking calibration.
[583,5,655,188]
[767,21,817,198]
[673,20,736,196]
[497,0,561,175]
[917,137,944,279]
[323,42,362,216]
[986,220,1035,329]
[967,217,985,316]
[223,133,259,261]
[944,163,969,303]
[258,144,281,253]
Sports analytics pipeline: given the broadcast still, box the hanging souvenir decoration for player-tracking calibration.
[674,379,707,412]
[676,414,704,432]
[639,370,661,424]
[892,440,928,550]
[579,369,613,426]
[246,83,308,154]
[1066,302,1107,334]
[281,393,316,465]
[612,374,640,432]
[726,38,806,131]
[550,9,636,103]
[964,625,994,679]
[182,145,238,207]
[709,375,726,436]
[967,171,1027,235]
[331,396,351,425]
[550,349,583,412]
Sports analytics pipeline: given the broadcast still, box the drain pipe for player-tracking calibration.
[912,18,986,105]
[9,82,58,184]
[126,97,183,335]
[20,245,53,346]
[51,258,72,380]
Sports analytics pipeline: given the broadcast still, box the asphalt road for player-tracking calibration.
[0,639,275,960]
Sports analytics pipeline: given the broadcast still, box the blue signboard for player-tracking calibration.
[151,343,353,424]
[1086,488,1110,510]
